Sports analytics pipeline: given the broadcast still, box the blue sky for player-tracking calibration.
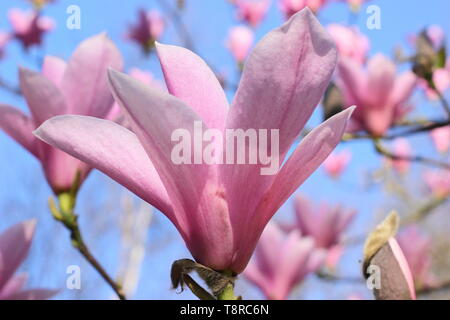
[0,0,448,300]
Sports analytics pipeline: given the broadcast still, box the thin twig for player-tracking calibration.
[316,270,363,284]
[373,139,450,170]
[49,196,126,300]
[402,196,449,225]
[430,80,450,119]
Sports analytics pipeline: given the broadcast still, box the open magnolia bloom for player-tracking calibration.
[291,195,356,268]
[35,9,354,274]
[0,220,57,300]
[337,54,417,137]
[0,34,123,194]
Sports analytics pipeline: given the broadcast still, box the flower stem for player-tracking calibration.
[49,192,126,300]
[217,282,239,300]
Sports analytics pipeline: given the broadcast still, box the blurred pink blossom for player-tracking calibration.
[430,126,450,154]
[426,25,445,50]
[337,54,417,136]
[423,169,450,198]
[327,24,369,64]
[226,25,254,64]
[244,222,326,300]
[420,62,450,100]
[323,149,352,179]
[0,34,123,194]
[8,8,54,50]
[235,0,271,27]
[35,9,353,273]
[388,138,412,174]
[0,220,57,300]
[290,195,356,268]
[397,227,436,289]
[279,0,329,18]
[127,9,165,54]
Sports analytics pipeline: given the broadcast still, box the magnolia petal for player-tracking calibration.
[156,43,229,129]
[369,238,416,300]
[6,289,58,300]
[0,105,38,157]
[34,115,173,218]
[388,71,417,107]
[223,9,337,267]
[0,274,27,299]
[60,33,123,117]
[0,220,36,290]
[337,57,367,106]
[230,107,354,273]
[107,69,234,270]
[366,54,396,108]
[42,56,67,86]
[19,67,67,125]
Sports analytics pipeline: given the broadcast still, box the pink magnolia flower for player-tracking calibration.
[0,220,57,300]
[235,0,271,27]
[0,32,10,59]
[322,149,351,178]
[397,227,436,289]
[127,9,165,54]
[244,222,326,300]
[388,138,412,174]
[226,26,254,64]
[430,126,450,154]
[279,0,329,18]
[423,169,450,198]
[327,24,369,65]
[337,54,417,137]
[291,195,356,268]
[35,9,353,273]
[8,8,54,50]
[0,34,123,194]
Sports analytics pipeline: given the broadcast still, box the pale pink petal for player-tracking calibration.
[155,43,229,129]
[8,9,29,34]
[388,72,417,108]
[336,57,367,107]
[5,289,58,300]
[0,105,39,157]
[0,274,27,299]
[60,33,123,117]
[0,220,36,290]
[231,107,354,272]
[107,69,233,270]
[223,9,337,266]
[19,67,67,125]
[42,56,67,86]
[366,54,396,108]
[226,26,255,63]
[34,115,173,218]
[389,238,416,300]
[260,107,355,226]
[430,126,450,154]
